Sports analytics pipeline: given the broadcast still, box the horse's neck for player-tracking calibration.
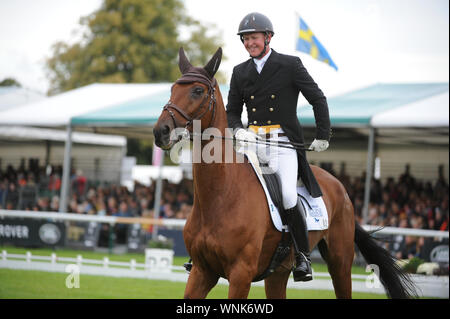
[192,88,236,194]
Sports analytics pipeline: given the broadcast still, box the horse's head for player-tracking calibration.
[153,47,222,150]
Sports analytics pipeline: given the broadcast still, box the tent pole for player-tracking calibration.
[152,151,164,240]
[362,126,375,223]
[59,124,73,212]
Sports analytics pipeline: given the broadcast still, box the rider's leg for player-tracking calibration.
[267,135,312,282]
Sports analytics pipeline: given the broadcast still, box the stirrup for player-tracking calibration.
[293,253,312,282]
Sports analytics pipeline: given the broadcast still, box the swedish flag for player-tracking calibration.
[296,17,338,71]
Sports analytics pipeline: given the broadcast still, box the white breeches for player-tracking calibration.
[253,129,298,210]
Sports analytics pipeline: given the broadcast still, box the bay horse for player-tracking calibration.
[153,47,415,299]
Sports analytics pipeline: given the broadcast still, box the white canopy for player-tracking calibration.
[0,83,170,127]
[371,91,449,127]
[0,125,126,146]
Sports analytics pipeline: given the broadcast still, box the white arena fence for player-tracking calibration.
[0,209,448,238]
[0,250,448,298]
[0,209,448,298]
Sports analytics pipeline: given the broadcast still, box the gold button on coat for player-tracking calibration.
[250,96,255,100]
[267,120,272,124]
[269,107,274,112]
[253,120,257,124]
[252,108,256,112]
[271,95,275,99]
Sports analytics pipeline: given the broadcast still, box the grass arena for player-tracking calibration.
[0,246,388,299]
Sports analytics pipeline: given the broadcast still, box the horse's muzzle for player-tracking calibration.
[153,123,173,150]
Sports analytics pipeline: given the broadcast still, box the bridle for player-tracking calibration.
[162,72,217,133]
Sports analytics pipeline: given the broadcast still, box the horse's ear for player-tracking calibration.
[178,47,192,74]
[204,47,222,78]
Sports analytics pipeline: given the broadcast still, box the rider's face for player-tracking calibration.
[243,32,269,58]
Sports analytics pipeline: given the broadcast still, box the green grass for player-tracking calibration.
[0,269,386,299]
[0,245,385,299]
[0,245,368,274]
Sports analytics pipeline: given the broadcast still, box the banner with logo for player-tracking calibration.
[0,218,66,247]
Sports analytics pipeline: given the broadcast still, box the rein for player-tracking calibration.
[186,132,310,151]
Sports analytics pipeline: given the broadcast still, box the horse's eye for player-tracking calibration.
[191,87,204,97]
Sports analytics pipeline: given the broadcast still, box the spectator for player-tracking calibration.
[113,201,132,243]
[396,236,419,260]
[73,169,87,200]
[0,179,7,208]
[5,182,19,209]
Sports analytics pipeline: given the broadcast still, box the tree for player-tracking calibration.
[0,78,22,87]
[46,0,225,95]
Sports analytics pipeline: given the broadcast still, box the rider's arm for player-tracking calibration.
[293,57,331,142]
[226,66,245,130]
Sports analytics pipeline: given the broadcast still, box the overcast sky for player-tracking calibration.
[0,0,448,97]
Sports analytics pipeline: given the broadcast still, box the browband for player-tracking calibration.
[175,72,217,88]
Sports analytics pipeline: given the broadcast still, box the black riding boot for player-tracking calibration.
[284,200,312,282]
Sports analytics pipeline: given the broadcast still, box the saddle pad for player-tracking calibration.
[237,147,329,232]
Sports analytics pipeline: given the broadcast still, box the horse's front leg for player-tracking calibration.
[227,262,254,299]
[184,265,219,299]
[227,246,261,299]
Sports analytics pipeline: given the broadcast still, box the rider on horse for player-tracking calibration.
[226,12,332,282]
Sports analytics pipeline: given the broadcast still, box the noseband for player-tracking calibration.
[163,72,217,131]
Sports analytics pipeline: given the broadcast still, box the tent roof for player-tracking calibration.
[1,82,447,141]
[0,126,126,146]
[70,84,229,138]
[371,91,449,127]
[71,83,174,127]
[298,82,449,127]
[70,82,449,134]
[0,83,169,127]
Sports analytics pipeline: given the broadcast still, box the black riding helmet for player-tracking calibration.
[237,12,274,59]
[237,12,274,42]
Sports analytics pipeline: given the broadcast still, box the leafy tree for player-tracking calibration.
[0,78,22,87]
[46,0,224,95]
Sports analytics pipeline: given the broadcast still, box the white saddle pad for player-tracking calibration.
[237,147,329,232]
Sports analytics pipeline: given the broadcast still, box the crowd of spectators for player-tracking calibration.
[0,163,194,224]
[1,162,448,258]
[335,164,448,261]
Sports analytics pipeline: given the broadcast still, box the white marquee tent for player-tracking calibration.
[0,82,447,222]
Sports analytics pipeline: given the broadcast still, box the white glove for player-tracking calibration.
[309,139,329,152]
[235,128,259,148]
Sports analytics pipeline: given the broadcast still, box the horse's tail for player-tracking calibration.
[354,223,417,299]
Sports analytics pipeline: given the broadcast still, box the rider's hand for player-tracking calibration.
[309,139,329,152]
[235,128,259,148]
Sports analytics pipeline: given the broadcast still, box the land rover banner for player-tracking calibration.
[0,218,66,247]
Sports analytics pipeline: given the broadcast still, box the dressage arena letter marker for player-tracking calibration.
[65,264,80,289]
[365,264,381,289]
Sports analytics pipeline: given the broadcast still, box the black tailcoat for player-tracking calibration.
[226,49,331,198]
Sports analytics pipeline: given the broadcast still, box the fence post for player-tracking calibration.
[103,257,109,268]
[108,223,115,254]
[76,255,82,267]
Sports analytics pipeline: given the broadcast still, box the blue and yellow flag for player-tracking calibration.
[296,17,338,71]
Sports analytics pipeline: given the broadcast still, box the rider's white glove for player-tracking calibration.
[235,128,259,148]
[309,139,329,152]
